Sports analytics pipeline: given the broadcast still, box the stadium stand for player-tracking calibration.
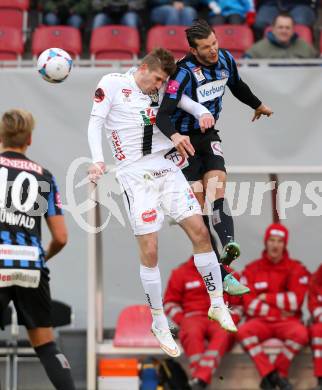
[90,25,140,61]
[264,24,313,44]
[32,26,82,59]
[146,25,190,59]
[0,0,29,32]
[0,27,24,60]
[213,24,254,58]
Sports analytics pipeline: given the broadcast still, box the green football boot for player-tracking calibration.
[220,241,241,266]
[223,273,250,296]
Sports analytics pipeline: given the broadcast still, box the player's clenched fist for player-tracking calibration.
[170,133,195,159]
[88,162,106,183]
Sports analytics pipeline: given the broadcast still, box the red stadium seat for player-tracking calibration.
[113,305,159,348]
[213,24,254,58]
[90,25,140,60]
[0,0,29,31]
[32,26,82,59]
[264,24,313,44]
[146,26,190,59]
[0,27,23,60]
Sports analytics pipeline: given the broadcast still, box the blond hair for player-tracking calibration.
[0,109,35,148]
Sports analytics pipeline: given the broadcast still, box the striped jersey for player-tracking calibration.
[162,49,240,133]
[0,151,63,279]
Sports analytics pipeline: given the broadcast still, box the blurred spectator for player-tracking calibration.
[254,0,316,35]
[203,0,255,25]
[245,13,317,58]
[92,0,145,29]
[39,0,90,28]
[237,224,310,390]
[308,264,322,390]
[164,256,243,390]
[149,0,198,26]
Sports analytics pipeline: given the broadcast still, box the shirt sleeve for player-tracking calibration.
[45,175,63,218]
[90,75,113,119]
[156,67,191,139]
[88,115,105,163]
[178,94,210,119]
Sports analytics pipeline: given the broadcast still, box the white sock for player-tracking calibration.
[140,264,169,329]
[194,251,224,307]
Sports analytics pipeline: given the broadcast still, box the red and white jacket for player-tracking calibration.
[164,257,243,327]
[308,264,322,323]
[241,251,310,322]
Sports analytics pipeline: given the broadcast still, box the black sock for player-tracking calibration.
[202,215,228,280]
[212,198,234,247]
[34,341,76,390]
[318,377,322,385]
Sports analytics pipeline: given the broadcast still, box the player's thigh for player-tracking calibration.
[161,168,202,224]
[191,180,206,211]
[118,172,164,236]
[28,327,54,348]
[203,169,227,202]
[14,269,53,330]
[0,287,13,329]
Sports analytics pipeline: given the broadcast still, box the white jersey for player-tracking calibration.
[91,70,173,168]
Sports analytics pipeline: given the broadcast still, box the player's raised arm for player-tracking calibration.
[224,49,273,120]
[87,76,113,182]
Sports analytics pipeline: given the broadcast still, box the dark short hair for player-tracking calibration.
[141,48,177,76]
[272,12,294,26]
[185,19,213,48]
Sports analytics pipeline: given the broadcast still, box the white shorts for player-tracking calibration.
[116,151,202,235]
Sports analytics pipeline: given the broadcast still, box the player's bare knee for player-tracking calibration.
[140,243,158,267]
[28,327,54,348]
[190,222,211,248]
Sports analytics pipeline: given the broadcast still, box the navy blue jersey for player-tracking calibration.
[165,49,239,132]
[157,49,261,138]
[0,151,63,271]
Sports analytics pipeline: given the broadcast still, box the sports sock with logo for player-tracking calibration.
[194,251,224,307]
[140,264,169,329]
[34,341,75,390]
[212,197,234,247]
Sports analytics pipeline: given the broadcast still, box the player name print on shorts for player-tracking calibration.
[211,141,223,157]
[193,66,206,83]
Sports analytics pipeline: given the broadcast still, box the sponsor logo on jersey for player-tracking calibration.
[0,157,42,174]
[166,80,180,94]
[185,280,201,289]
[0,210,35,229]
[203,272,216,291]
[94,88,105,103]
[152,168,172,178]
[111,130,126,161]
[122,88,132,101]
[196,79,228,103]
[0,244,39,260]
[164,150,189,169]
[211,141,223,156]
[140,108,157,126]
[254,281,268,290]
[141,209,157,223]
[221,69,229,79]
[193,66,206,82]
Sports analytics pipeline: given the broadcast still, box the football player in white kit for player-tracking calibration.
[87,48,236,357]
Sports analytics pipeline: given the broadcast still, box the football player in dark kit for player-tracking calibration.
[157,19,273,269]
[0,109,75,390]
